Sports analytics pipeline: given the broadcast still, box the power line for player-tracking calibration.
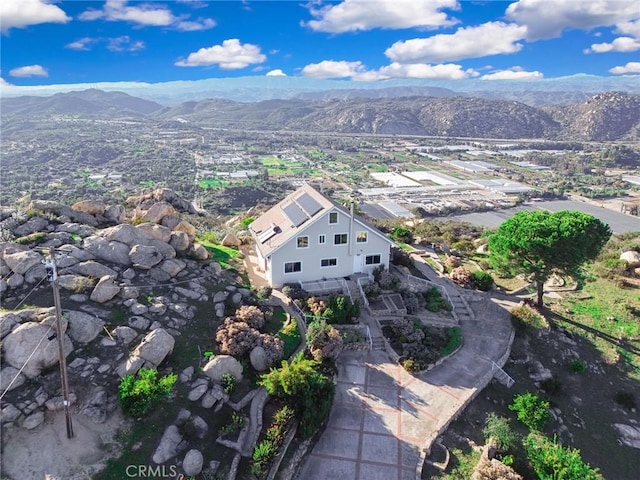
[11,275,48,310]
[0,326,52,401]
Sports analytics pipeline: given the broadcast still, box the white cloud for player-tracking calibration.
[505,0,640,41]
[266,69,287,77]
[609,61,640,75]
[0,77,13,86]
[585,36,640,53]
[304,0,458,33]
[377,62,478,80]
[9,64,48,77]
[175,18,216,31]
[302,60,366,79]
[80,0,215,30]
[175,39,266,69]
[481,67,544,80]
[585,19,640,53]
[107,36,145,52]
[0,0,70,34]
[386,22,527,64]
[301,59,477,81]
[65,37,97,51]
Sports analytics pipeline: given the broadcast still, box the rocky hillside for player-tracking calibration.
[157,92,640,141]
[0,189,262,479]
[543,91,640,141]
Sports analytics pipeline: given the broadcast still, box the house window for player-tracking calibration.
[329,212,338,224]
[356,231,368,243]
[284,261,301,273]
[321,258,337,267]
[334,233,348,245]
[297,236,309,248]
[318,234,326,244]
[365,254,381,265]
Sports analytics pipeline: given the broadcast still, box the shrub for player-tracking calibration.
[278,319,301,359]
[119,368,177,417]
[451,266,473,286]
[306,320,343,361]
[424,286,448,312]
[222,373,236,394]
[402,358,424,372]
[445,255,462,269]
[257,333,285,367]
[281,284,307,300]
[260,352,335,439]
[483,413,518,451]
[440,327,462,356]
[392,248,413,267]
[256,285,272,299]
[234,305,265,329]
[363,282,382,299]
[215,318,260,356]
[390,226,413,243]
[523,433,602,480]
[614,391,637,410]
[377,270,400,290]
[471,456,523,480]
[472,270,494,291]
[240,216,255,227]
[509,392,550,431]
[219,411,245,436]
[569,359,586,373]
[511,305,547,330]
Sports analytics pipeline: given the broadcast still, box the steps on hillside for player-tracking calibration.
[371,337,386,351]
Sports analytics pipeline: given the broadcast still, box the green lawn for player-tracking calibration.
[259,156,281,166]
[198,241,241,269]
[198,178,228,189]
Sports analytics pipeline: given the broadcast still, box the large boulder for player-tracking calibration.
[183,449,204,477]
[71,261,117,279]
[249,346,268,372]
[90,275,121,303]
[129,245,163,269]
[202,355,243,382]
[72,200,106,216]
[58,244,94,261]
[141,202,176,224]
[159,259,186,278]
[58,274,94,292]
[104,205,126,224]
[66,310,104,343]
[3,322,73,378]
[3,250,43,275]
[13,216,49,237]
[222,233,241,247]
[162,215,196,238]
[137,223,172,242]
[613,424,640,449]
[0,312,20,338]
[99,224,175,259]
[169,232,190,252]
[190,243,209,261]
[152,425,183,464]
[131,328,175,368]
[83,236,131,265]
[152,188,197,214]
[620,250,640,267]
[0,366,25,392]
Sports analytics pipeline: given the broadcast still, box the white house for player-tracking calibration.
[249,183,395,288]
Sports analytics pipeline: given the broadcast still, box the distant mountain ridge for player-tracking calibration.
[2,89,639,141]
[0,89,163,116]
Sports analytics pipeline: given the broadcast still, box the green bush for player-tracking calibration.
[424,286,448,312]
[250,404,295,476]
[278,318,302,359]
[523,432,602,480]
[260,352,335,439]
[509,392,550,431]
[569,359,586,373]
[511,305,547,330]
[472,270,494,291]
[483,413,518,451]
[118,368,177,417]
[440,327,462,356]
[222,373,236,394]
[256,285,272,299]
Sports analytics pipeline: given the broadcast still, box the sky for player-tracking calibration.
[1,0,639,87]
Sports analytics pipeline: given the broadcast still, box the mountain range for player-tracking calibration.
[2,88,639,141]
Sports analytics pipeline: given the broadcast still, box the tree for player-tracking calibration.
[488,210,611,307]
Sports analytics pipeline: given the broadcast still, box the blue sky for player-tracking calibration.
[1,0,639,87]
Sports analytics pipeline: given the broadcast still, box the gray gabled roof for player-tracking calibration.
[249,183,394,258]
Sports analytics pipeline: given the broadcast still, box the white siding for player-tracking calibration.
[268,208,391,288]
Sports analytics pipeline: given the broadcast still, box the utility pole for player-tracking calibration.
[44,251,74,439]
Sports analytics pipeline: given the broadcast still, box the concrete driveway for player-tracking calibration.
[296,292,515,480]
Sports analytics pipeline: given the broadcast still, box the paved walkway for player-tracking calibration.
[296,258,515,480]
